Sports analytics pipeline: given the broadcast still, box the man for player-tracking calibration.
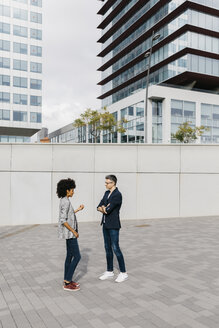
[97,175,128,283]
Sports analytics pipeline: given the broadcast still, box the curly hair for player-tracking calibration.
[56,178,76,198]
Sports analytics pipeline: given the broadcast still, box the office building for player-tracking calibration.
[97,0,219,143]
[0,0,42,143]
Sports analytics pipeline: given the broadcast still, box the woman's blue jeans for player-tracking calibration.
[64,238,81,282]
[102,226,126,273]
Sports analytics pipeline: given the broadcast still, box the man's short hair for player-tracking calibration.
[105,174,117,185]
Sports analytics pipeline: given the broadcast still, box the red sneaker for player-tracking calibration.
[70,281,80,287]
[63,284,80,292]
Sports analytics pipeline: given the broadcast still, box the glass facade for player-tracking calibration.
[13,59,28,71]
[30,62,42,73]
[0,0,43,142]
[30,45,42,57]
[13,42,28,54]
[13,76,28,88]
[152,101,162,143]
[13,110,27,122]
[13,93,28,105]
[30,112,41,123]
[0,57,10,69]
[99,1,219,108]
[201,103,219,143]
[171,100,196,142]
[30,95,42,106]
[0,109,10,120]
[0,75,10,86]
[0,135,30,143]
[120,101,145,143]
[0,22,10,34]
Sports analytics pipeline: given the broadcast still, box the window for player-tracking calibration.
[0,5,10,17]
[13,0,28,3]
[13,25,28,37]
[0,22,10,34]
[30,79,42,90]
[201,103,219,143]
[152,100,163,143]
[0,40,10,51]
[13,42,28,54]
[30,62,42,73]
[128,106,134,116]
[0,92,10,103]
[13,59,28,71]
[13,111,27,122]
[13,94,27,105]
[30,0,42,7]
[30,28,42,40]
[0,109,10,120]
[13,76,28,88]
[13,8,28,21]
[0,57,10,69]
[30,112,41,123]
[30,45,42,56]
[30,95,42,106]
[30,12,42,24]
[121,108,127,119]
[0,75,10,86]
[171,99,196,142]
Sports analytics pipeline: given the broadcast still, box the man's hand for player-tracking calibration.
[102,205,107,214]
[97,206,104,213]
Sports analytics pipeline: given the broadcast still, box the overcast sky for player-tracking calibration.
[43,0,102,132]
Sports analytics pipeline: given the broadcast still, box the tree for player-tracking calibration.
[73,107,127,143]
[171,121,208,143]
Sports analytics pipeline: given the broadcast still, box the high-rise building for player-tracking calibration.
[0,0,42,143]
[97,0,219,143]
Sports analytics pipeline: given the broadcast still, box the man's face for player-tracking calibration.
[105,179,115,190]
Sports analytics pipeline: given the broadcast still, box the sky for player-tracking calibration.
[43,0,102,133]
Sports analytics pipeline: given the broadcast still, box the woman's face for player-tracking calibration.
[66,189,74,198]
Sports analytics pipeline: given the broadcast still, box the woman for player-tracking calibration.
[57,178,84,291]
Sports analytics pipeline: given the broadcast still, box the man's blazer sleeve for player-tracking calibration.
[105,193,122,215]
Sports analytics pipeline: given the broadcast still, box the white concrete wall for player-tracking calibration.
[1,143,219,226]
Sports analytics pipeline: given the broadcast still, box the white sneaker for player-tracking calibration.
[99,271,114,280]
[115,272,128,283]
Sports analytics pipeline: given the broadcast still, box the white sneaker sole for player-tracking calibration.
[99,275,114,280]
[63,286,80,291]
[115,276,128,283]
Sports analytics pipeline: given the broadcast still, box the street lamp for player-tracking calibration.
[144,31,160,143]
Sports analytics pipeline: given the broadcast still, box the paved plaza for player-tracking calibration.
[1,217,219,328]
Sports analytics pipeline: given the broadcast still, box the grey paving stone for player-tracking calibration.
[0,313,17,328]
[0,218,219,328]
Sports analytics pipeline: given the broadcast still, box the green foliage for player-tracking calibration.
[171,121,208,143]
[73,107,127,142]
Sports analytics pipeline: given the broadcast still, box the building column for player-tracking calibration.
[196,101,201,144]
[163,98,171,143]
[147,99,152,143]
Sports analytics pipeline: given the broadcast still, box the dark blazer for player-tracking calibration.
[97,187,122,229]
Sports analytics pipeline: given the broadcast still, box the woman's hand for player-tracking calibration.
[78,204,84,211]
[73,231,79,238]
[75,204,84,213]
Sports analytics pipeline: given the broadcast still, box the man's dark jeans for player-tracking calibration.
[102,226,126,273]
[64,238,81,282]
